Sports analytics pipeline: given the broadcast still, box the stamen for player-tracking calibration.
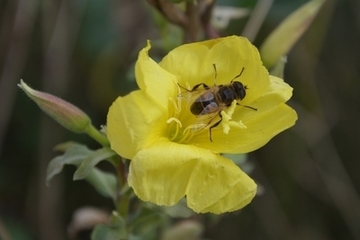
[220,100,247,134]
[169,97,180,115]
[221,110,232,134]
[229,120,247,129]
[178,126,195,143]
[167,117,182,141]
[166,117,182,127]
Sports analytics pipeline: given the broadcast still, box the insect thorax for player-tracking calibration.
[217,85,243,106]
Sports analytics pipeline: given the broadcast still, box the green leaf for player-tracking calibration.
[53,141,83,152]
[162,220,203,240]
[74,147,116,180]
[222,153,254,174]
[169,0,186,3]
[91,212,127,240]
[86,168,117,199]
[260,0,325,69]
[164,199,194,218]
[222,153,247,166]
[128,206,164,238]
[46,144,93,185]
[46,142,117,200]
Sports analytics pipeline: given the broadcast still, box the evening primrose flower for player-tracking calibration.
[107,36,297,214]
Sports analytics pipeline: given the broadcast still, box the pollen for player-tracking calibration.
[220,100,248,134]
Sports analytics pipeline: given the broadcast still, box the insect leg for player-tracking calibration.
[178,83,210,92]
[190,83,210,91]
[179,64,218,92]
[177,82,210,92]
[191,63,219,90]
[209,112,223,142]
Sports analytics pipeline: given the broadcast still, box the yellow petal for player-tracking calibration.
[266,75,294,102]
[136,41,178,109]
[107,91,168,159]
[159,43,212,87]
[238,75,294,114]
[186,154,257,214]
[186,74,297,152]
[192,103,297,153]
[160,36,269,103]
[128,139,257,213]
[204,36,269,103]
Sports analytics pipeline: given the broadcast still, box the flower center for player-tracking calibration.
[166,96,198,143]
[166,94,247,143]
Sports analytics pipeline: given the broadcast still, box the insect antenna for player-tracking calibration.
[231,67,245,82]
[212,64,218,86]
[244,105,257,111]
[237,102,257,111]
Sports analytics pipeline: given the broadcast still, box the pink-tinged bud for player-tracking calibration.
[18,80,91,133]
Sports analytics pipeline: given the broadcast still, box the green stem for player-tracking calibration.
[115,158,130,220]
[117,194,130,221]
[86,124,131,221]
[85,124,110,147]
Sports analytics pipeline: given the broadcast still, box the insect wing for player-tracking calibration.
[188,114,216,131]
[199,101,219,115]
[177,86,210,113]
[189,111,220,132]
[177,87,204,101]
[194,90,215,103]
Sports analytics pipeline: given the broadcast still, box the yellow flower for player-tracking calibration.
[107,36,297,214]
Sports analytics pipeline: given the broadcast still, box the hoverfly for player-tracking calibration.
[178,64,257,142]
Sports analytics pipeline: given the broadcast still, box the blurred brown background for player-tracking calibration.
[1,0,360,239]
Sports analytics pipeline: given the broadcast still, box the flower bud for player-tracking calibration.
[18,80,91,133]
[260,0,325,69]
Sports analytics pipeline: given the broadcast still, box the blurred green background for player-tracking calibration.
[1,0,360,239]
